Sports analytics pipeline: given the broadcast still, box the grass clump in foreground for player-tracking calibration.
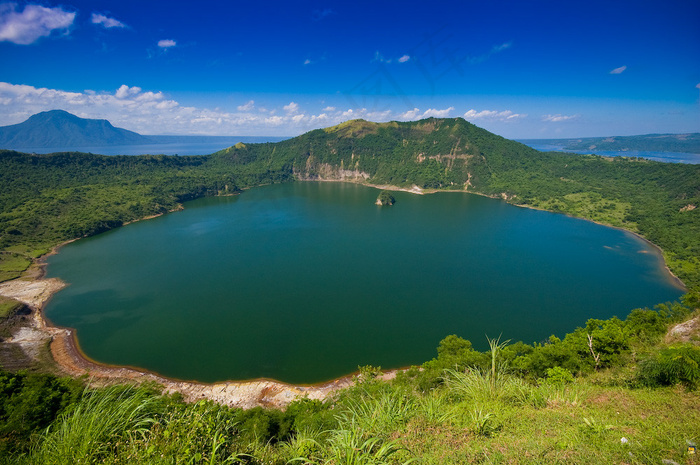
[0,296,699,464]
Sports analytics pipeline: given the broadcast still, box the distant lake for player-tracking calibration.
[44,182,684,384]
[519,141,700,164]
[7,135,288,156]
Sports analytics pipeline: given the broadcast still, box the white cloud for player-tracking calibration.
[0,3,75,45]
[237,100,255,111]
[399,108,421,119]
[373,51,413,64]
[158,39,176,48]
[542,114,578,122]
[610,65,627,74]
[464,109,526,121]
[421,107,454,118]
[115,85,141,99]
[696,83,700,89]
[91,13,126,29]
[283,101,299,113]
[0,82,490,137]
[303,59,312,65]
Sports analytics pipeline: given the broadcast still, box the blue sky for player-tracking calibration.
[0,0,698,138]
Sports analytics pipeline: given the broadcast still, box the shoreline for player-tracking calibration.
[0,179,688,404]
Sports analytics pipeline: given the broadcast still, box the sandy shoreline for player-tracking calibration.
[0,274,364,408]
[0,179,687,406]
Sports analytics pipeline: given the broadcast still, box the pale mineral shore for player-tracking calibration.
[0,274,378,409]
[0,179,686,408]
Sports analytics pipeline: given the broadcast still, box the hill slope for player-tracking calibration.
[1,117,699,288]
[0,110,152,148]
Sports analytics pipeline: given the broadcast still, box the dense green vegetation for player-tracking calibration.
[0,296,698,464]
[377,190,395,206]
[4,117,698,288]
[1,117,699,463]
[528,133,700,154]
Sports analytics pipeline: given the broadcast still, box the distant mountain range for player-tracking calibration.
[523,133,700,154]
[0,110,152,148]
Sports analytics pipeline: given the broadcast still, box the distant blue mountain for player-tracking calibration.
[0,110,153,148]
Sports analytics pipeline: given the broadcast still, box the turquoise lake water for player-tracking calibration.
[44,182,684,384]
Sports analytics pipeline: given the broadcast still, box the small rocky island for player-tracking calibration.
[376,190,395,206]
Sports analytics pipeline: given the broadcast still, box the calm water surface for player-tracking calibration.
[44,182,684,384]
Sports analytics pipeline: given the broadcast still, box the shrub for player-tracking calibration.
[636,345,700,389]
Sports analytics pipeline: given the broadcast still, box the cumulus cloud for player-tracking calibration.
[283,102,299,113]
[91,13,126,29]
[237,100,255,111]
[610,65,627,74]
[397,107,455,120]
[0,3,75,45]
[464,109,526,121]
[115,85,141,99]
[398,55,410,63]
[542,114,578,122]
[158,39,176,48]
[421,107,454,118]
[399,108,421,119]
[0,82,483,136]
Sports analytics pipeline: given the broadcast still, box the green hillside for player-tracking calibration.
[1,117,700,464]
[3,117,697,288]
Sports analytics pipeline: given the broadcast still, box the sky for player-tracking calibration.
[0,0,699,138]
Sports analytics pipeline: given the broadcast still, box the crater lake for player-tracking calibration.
[44,182,684,384]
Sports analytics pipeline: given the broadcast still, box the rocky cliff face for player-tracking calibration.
[293,156,370,182]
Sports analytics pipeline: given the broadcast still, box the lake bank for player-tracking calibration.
[40,181,684,384]
[0,179,688,392]
[0,272,359,408]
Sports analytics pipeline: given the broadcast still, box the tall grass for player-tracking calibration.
[30,385,163,464]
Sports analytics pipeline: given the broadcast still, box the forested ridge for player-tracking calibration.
[1,117,700,463]
[2,117,699,288]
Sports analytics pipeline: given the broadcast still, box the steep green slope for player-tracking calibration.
[1,117,699,288]
[211,118,700,287]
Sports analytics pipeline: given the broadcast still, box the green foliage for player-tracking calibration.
[0,252,31,282]
[636,345,700,389]
[416,335,489,390]
[2,117,699,290]
[31,385,164,464]
[0,296,22,319]
[0,370,83,457]
[376,190,395,206]
[544,366,575,385]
